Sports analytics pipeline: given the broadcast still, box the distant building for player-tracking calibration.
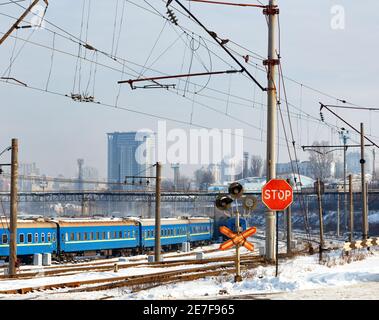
[208,163,221,184]
[107,132,155,189]
[81,165,100,190]
[276,160,312,177]
[19,162,40,191]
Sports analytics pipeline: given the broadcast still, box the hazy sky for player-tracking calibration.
[0,0,378,180]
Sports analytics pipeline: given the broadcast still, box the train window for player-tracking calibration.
[2,234,8,244]
[47,233,51,242]
[103,232,106,240]
[113,231,117,239]
[35,233,39,243]
[70,233,75,241]
[124,231,127,238]
[19,234,24,244]
[90,232,94,240]
[52,233,56,242]
[107,232,110,239]
[96,232,100,240]
[28,233,33,243]
[41,233,45,243]
[77,233,81,241]
[132,230,135,238]
[173,229,176,236]
[84,233,88,241]
[119,231,122,239]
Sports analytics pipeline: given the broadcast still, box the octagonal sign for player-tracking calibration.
[262,179,293,211]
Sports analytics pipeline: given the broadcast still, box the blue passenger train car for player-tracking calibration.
[58,218,140,255]
[0,216,214,260]
[188,217,213,243]
[0,219,57,257]
[140,218,189,250]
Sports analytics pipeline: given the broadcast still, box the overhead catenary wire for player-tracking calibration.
[0,25,363,145]
[0,6,348,135]
[2,1,378,149]
[9,0,372,115]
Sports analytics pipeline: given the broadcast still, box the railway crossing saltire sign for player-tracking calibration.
[219,226,257,251]
[262,179,293,211]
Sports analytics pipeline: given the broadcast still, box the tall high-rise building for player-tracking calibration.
[107,132,155,188]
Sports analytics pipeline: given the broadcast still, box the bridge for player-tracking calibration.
[1,190,378,203]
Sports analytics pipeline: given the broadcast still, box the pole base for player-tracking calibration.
[234,275,242,283]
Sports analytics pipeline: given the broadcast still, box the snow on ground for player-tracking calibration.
[1,238,377,300]
[118,250,379,300]
[6,249,377,300]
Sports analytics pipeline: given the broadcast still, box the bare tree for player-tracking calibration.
[308,141,334,181]
[177,175,192,191]
[194,167,215,190]
[250,155,264,177]
[162,175,192,191]
[161,179,175,191]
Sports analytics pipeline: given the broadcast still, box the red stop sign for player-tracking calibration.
[262,179,293,211]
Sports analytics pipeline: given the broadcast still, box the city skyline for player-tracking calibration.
[0,1,378,180]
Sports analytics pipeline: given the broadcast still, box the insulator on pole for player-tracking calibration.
[167,9,179,25]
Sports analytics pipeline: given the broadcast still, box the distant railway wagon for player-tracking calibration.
[188,217,213,243]
[0,220,57,257]
[0,216,214,260]
[140,218,189,250]
[59,219,140,255]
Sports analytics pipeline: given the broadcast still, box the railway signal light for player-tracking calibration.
[242,195,258,211]
[228,182,243,199]
[215,195,233,211]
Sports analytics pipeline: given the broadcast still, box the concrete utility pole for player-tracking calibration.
[286,179,292,255]
[316,178,324,262]
[343,145,347,231]
[155,162,162,262]
[235,209,242,282]
[349,174,354,243]
[360,123,368,240]
[265,0,279,262]
[337,193,340,237]
[336,128,349,232]
[9,138,18,277]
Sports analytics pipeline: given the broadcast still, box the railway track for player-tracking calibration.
[0,252,256,281]
[0,246,220,274]
[0,256,267,295]
[0,249,310,295]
